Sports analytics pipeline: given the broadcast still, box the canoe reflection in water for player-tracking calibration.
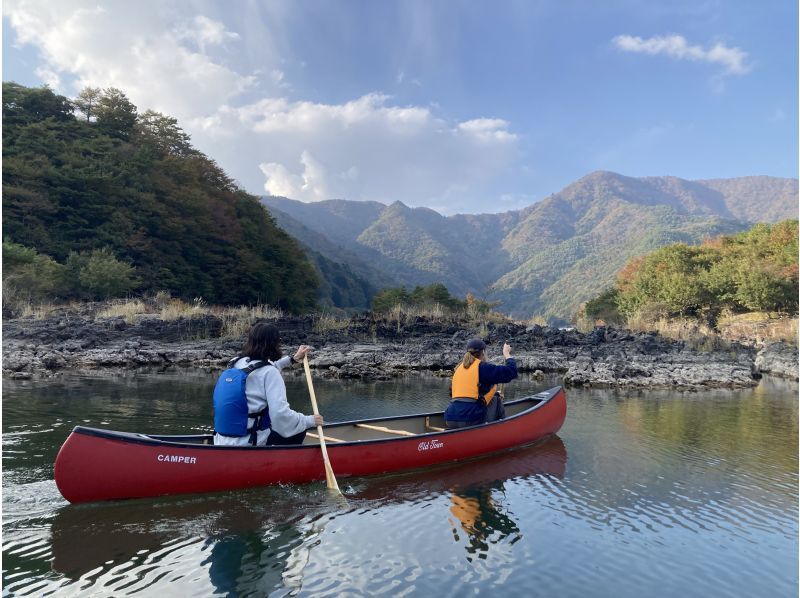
[445,436,566,560]
[350,435,567,562]
[50,435,566,594]
[449,486,520,561]
[50,492,310,593]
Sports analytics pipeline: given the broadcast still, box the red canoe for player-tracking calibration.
[54,386,566,503]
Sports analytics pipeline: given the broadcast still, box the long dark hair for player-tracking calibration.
[242,321,282,361]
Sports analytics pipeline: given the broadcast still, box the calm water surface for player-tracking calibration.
[2,369,798,597]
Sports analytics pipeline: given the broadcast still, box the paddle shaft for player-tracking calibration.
[302,356,341,493]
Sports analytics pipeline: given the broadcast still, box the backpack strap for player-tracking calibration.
[248,422,260,446]
[227,357,271,374]
[240,360,273,445]
[243,360,268,374]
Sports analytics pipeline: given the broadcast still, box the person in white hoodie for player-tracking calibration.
[213,322,323,447]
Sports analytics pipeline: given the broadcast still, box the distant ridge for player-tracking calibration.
[264,172,798,320]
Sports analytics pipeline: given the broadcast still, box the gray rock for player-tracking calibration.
[1,306,769,389]
[755,343,799,380]
[41,352,67,370]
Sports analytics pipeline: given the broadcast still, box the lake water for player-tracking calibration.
[2,369,797,597]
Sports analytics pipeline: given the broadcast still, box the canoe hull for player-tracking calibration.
[55,387,566,503]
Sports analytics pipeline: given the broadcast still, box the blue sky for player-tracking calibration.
[3,0,797,214]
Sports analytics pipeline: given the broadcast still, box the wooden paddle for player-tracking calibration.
[302,356,342,495]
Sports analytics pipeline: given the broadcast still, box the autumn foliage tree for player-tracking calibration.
[588,221,799,325]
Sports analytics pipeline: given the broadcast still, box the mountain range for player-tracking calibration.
[263,171,798,321]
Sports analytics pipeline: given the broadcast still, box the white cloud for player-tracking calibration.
[198,93,519,207]
[175,15,240,52]
[3,0,255,120]
[271,69,290,89]
[34,66,60,88]
[4,0,520,213]
[456,118,516,143]
[260,150,331,201]
[613,34,751,76]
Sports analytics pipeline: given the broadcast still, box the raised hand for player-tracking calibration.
[294,344,312,362]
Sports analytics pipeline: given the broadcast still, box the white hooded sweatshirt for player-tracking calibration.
[214,355,316,446]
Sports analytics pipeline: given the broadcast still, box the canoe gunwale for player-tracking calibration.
[67,386,564,451]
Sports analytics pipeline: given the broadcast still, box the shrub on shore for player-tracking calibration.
[578,221,799,344]
[3,241,138,312]
[371,284,508,331]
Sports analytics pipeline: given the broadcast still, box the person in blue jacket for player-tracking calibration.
[444,338,517,429]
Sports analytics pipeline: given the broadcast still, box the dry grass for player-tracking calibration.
[387,302,447,332]
[625,313,731,351]
[216,305,284,338]
[219,314,251,339]
[96,297,213,323]
[529,314,548,327]
[159,297,207,321]
[626,313,716,340]
[90,296,285,338]
[96,299,148,324]
[313,313,351,334]
[717,312,798,346]
[475,309,509,326]
[153,290,172,306]
[218,304,283,320]
[383,301,509,334]
[573,312,595,334]
[1,281,59,319]
[18,302,58,320]
[624,311,800,351]
[377,301,511,336]
[388,302,448,321]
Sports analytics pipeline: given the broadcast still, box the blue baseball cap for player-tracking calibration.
[466,338,486,353]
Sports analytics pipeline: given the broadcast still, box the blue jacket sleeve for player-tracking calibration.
[478,358,518,385]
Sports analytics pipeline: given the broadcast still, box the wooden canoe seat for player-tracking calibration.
[424,417,446,432]
[355,423,416,437]
[306,432,346,443]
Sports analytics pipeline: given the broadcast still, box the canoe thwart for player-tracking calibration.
[424,417,446,432]
[307,431,346,443]
[355,423,416,437]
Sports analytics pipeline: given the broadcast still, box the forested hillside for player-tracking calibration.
[264,171,797,321]
[265,203,389,309]
[2,83,319,311]
[491,177,752,319]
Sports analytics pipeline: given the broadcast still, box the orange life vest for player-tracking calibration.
[450,494,481,531]
[451,361,496,403]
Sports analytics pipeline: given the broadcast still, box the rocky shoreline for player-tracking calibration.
[3,306,797,388]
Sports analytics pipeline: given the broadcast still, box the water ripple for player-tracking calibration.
[2,373,798,596]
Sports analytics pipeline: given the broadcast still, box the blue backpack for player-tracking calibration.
[213,358,272,444]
